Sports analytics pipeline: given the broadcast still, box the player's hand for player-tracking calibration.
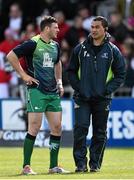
[58,86,64,97]
[22,73,39,86]
[57,79,64,97]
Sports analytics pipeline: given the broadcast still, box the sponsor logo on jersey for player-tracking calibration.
[34,106,41,110]
[43,52,54,67]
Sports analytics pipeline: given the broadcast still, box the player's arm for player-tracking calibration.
[55,60,64,97]
[6,40,39,85]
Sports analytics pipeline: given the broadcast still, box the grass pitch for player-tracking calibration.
[0,147,134,179]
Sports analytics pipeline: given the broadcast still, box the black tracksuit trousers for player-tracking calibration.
[73,98,111,169]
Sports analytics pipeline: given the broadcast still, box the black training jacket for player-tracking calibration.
[68,35,126,100]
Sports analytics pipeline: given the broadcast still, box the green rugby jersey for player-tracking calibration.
[13,35,60,94]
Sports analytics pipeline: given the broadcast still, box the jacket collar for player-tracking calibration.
[87,32,111,45]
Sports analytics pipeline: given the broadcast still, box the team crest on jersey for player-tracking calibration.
[43,52,54,67]
[101,53,108,59]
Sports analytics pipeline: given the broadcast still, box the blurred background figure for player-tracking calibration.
[97,0,116,19]
[116,0,134,18]
[0,28,20,98]
[108,11,128,50]
[8,3,23,40]
[0,0,134,98]
[53,10,70,44]
[122,38,134,96]
[0,28,20,54]
[64,15,89,49]
[20,22,38,41]
[0,52,11,98]
[127,16,134,39]
[77,5,95,32]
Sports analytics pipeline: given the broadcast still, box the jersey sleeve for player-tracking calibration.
[13,40,37,58]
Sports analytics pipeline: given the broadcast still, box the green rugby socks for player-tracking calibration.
[49,135,61,169]
[23,133,36,167]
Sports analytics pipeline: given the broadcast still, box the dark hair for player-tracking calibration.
[40,16,57,31]
[93,16,108,30]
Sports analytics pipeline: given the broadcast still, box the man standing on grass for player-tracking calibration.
[68,16,126,173]
[7,16,69,175]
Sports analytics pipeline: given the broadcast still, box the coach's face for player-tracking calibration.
[91,20,106,40]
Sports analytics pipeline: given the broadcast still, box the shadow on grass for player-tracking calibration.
[1,171,91,177]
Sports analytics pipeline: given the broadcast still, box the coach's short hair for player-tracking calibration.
[93,16,109,30]
[40,16,57,31]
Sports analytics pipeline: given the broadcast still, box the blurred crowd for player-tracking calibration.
[0,0,134,99]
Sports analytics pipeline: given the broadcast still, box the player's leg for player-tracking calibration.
[45,95,69,173]
[46,111,69,173]
[22,112,43,175]
[45,111,62,168]
[22,88,44,175]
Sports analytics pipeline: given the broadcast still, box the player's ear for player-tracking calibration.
[105,27,108,32]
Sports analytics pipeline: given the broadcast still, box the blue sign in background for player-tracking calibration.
[86,98,134,147]
[107,98,134,147]
[0,98,134,147]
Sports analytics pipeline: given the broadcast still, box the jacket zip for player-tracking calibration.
[94,56,97,72]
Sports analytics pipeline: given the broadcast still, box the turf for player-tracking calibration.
[0,147,134,179]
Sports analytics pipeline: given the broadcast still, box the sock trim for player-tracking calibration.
[26,133,36,140]
[50,134,61,141]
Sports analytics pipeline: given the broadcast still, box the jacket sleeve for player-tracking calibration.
[105,46,126,95]
[67,46,80,92]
